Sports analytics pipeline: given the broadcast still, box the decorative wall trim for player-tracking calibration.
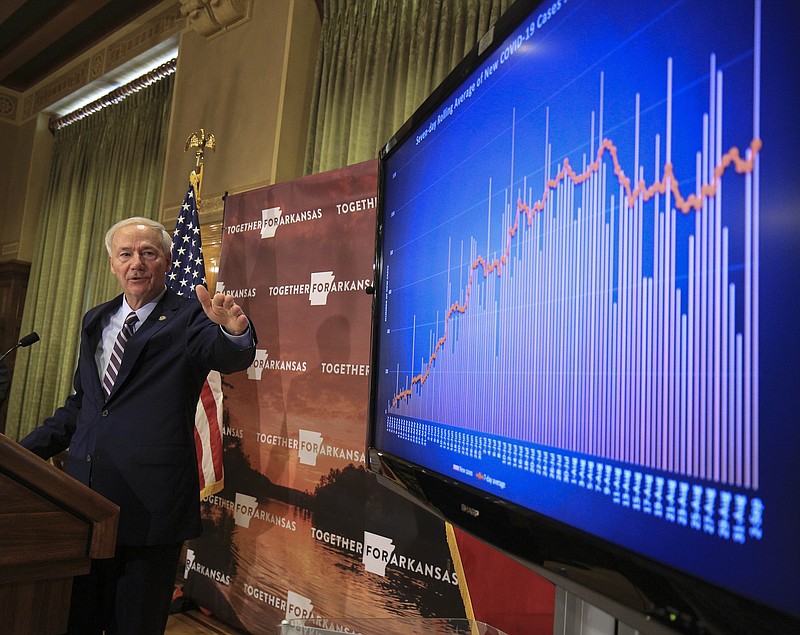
[31,60,91,115]
[1,242,20,257]
[199,193,226,219]
[105,4,184,72]
[90,53,105,81]
[0,93,17,122]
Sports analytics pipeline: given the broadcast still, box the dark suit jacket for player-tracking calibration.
[20,289,256,545]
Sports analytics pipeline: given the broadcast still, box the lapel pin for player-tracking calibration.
[159,315,167,321]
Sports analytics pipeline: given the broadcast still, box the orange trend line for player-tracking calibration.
[392,137,762,406]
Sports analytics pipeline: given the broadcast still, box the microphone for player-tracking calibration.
[0,332,40,363]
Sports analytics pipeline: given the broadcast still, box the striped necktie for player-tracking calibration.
[102,311,138,398]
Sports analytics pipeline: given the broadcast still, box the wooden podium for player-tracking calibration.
[0,433,119,634]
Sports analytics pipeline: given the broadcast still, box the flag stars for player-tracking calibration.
[167,184,208,301]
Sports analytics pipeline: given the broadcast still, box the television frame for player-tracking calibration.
[366,1,800,633]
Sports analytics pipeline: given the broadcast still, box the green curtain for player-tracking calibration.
[6,75,174,441]
[305,0,512,174]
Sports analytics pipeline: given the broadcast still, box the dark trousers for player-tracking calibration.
[65,542,183,635]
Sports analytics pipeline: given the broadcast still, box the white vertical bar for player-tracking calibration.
[721,229,729,482]
[639,271,648,466]
[698,147,707,480]
[545,189,554,446]
[669,211,677,471]
[736,333,744,487]
[693,212,700,477]
[607,195,616,460]
[729,285,738,484]
[666,57,673,213]
[632,180,642,465]
[714,69,723,483]
[660,220,667,474]
[681,312,688,475]
[751,0,761,490]
[661,204,672,470]
[653,200,662,468]
[619,186,630,462]
[599,72,604,153]
[744,164,752,489]
[645,275,652,467]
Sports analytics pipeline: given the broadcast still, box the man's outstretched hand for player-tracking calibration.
[196,285,249,336]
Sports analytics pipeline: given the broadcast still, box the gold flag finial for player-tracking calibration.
[185,129,216,202]
[185,128,215,170]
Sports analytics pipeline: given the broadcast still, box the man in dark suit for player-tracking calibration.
[19,216,257,634]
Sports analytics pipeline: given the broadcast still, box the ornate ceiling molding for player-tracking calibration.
[179,0,253,39]
[0,3,184,125]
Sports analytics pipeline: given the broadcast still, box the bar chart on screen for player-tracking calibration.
[381,1,761,491]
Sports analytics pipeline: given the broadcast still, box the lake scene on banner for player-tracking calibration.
[187,466,465,633]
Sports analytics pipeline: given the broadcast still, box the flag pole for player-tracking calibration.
[179,128,225,500]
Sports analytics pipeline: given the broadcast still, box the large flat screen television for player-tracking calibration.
[367,0,800,633]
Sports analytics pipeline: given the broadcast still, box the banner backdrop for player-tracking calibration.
[183,160,466,633]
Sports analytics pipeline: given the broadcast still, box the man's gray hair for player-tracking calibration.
[105,216,172,257]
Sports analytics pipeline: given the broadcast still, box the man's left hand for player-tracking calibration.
[196,285,249,335]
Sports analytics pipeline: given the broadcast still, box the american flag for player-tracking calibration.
[166,181,225,499]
